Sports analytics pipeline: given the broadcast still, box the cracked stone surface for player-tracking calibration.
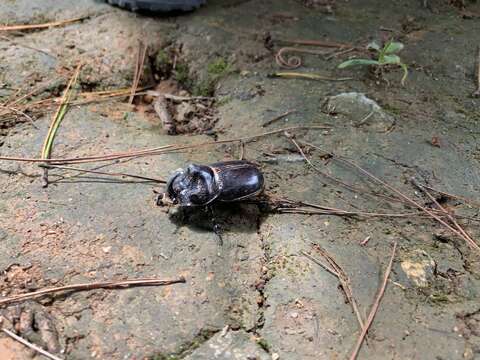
[184,328,270,360]
[1,0,480,359]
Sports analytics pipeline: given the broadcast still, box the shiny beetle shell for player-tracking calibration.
[166,160,264,206]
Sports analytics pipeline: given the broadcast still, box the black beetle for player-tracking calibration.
[162,160,264,207]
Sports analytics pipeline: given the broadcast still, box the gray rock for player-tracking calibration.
[323,92,395,132]
[184,328,270,360]
[400,249,436,288]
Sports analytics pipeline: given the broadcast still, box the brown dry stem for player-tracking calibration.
[349,242,397,360]
[0,328,63,360]
[0,126,330,164]
[302,244,365,332]
[0,17,87,32]
[0,277,186,307]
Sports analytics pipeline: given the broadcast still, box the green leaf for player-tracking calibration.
[381,54,401,65]
[338,59,381,68]
[383,41,404,54]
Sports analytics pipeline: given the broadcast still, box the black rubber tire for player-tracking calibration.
[106,0,206,12]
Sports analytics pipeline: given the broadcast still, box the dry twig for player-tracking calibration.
[0,328,63,360]
[146,91,214,102]
[473,46,480,97]
[279,39,356,48]
[360,236,371,246]
[302,245,365,332]
[262,109,296,127]
[0,277,186,307]
[0,17,87,32]
[421,184,480,208]
[0,105,38,129]
[0,126,329,164]
[411,179,476,248]
[0,86,149,122]
[40,164,166,183]
[0,35,57,59]
[349,242,397,360]
[0,78,65,115]
[300,141,480,252]
[129,41,148,104]
[288,137,408,208]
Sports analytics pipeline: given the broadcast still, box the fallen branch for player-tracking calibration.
[0,105,38,129]
[278,39,356,49]
[0,126,330,164]
[473,45,480,98]
[0,86,150,121]
[0,277,186,307]
[0,78,66,116]
[40,164,166,183]
[277,207,427,218]
[411,178,476,248]
[262,109,296,127]
[0,35,57,59]
[147,91,214,102]
[288,137,408,208]
[421,184,480,208]
[300,141,480,252]
[302,245,365,332]
[0,328,63,360]
[129,41,147,104]
[349,242,397,360]
[0,17,87,32]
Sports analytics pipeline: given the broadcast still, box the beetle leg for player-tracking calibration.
[156,193,165,206]
[156,193,176,207]
[206,205,223,246]
[213,224,223,246]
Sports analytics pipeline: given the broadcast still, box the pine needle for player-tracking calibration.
[41,63,82,186]
[270,72,353,81]
[0,17,87,32]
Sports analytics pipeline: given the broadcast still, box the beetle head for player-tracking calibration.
[166,164,219,206]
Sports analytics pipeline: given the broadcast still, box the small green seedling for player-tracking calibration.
[338,40,408,85]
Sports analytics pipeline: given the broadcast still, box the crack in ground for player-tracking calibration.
[241,222,274,352]
[374,152,432,182]
[150,327,221,359]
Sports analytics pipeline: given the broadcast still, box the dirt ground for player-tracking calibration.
[1,0,480,359]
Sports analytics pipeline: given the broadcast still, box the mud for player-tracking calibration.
[1,0,480,359]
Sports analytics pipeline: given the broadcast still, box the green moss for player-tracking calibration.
[191,57,233,96]
[382,103,402,116]
[192,79,216,97]
[154,50,172,75]
[257,338,271,353]
[173,63,191,87]
[153,52,233,97]
[207,57,231,77]
[216,95,232,106]
[429,292,451,303]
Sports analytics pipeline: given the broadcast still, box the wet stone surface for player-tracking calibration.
[1,0,480,359]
